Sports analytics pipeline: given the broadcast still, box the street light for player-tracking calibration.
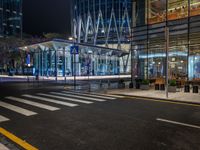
[165,27,169,98]
[68,37,74,41]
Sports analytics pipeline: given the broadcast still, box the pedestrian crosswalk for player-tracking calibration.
[6,96,60,111]
[62,91,116,100]
[37,93,94,104]
[0,115,9,123]
[0,101,37,116]
[0,91,124,123]
[51,92,106,102]
[0,143,10,150]
[22,94,78,107]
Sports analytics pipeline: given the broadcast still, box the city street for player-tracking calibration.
[0,83,200,150]
[1,0,200,149]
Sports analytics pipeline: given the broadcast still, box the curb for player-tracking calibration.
[115,94,200,106]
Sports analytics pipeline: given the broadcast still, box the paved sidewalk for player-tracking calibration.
[107,88,200,104]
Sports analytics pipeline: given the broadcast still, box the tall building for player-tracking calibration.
[72,0,132,52]
[0,0,22,37]
[132,0,200,80]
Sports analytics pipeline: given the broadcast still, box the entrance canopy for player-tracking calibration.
[20,39,128,57]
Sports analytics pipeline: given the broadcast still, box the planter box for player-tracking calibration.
[193,86,199,93]
[135,83,140,89]
[168,86,176,92]
[140,84,149,90]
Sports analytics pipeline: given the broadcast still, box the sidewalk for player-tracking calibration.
[107,88,200,104]
[0,75,131,82]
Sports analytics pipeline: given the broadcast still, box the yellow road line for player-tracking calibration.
[0,127,38,150]
[124,96,200,107]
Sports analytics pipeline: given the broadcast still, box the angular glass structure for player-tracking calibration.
[20,39,129,77]
[132,0,200,80]
[0,0,22,37]
[72,0,132,51]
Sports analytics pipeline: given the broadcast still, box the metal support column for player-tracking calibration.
[165,27,169,98]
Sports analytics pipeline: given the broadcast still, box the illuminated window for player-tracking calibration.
[190,0,200,16]
[168,0,188,20]
[148,0,166,24]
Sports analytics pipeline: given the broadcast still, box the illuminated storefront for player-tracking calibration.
[132,0,200,80]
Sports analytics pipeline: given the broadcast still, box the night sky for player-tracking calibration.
[23,0,71,36]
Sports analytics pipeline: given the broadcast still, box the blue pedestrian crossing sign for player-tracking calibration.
[70,46,79,54]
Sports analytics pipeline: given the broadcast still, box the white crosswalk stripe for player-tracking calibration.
[51,92,106,102]
[0,115,10,123]
[62,91,115,100]
[0,101,37,116]
[89,92,124,98]
[46,92,94,104]
[22,94,78,107]
[6,96,60,111]
[0,143,10,150]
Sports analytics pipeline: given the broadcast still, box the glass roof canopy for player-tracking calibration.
[19,39,130,77]
[20,39,129,57]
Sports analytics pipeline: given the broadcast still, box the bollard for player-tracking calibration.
[160,84,165,91]
[129,82,133,88]
[184,85,190,93]
[155,84,159,90]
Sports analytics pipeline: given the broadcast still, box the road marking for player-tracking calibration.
[62,91,114,100]
[157,118,200,129]
[0,127,38,150]
[0,143,10,150]
[0,115,10,123]
[49,92,93,104]
[90,92,124,98]
[0,102,37,116]
[6,96,60,111]
[53,92,105,102]
[22,94,78,107]
[125,96,200,107]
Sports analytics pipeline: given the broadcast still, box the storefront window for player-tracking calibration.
[189,45,200,79]
[148,0,166,24]
[190,0,200,16]
[168,0,188,20]
[168,46,188,79]
[148,37,166,79]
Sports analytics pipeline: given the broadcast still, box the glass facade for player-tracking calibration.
[132,0,200,80]
[72,0,132,51]
[0,0,22,37]
[21,39,128,77]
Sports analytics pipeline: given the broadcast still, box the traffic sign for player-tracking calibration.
[70,46,79,54]
[26,54,31,66]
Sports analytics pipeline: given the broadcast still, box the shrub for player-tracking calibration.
[141,79,150,85]
[169,80,176,86]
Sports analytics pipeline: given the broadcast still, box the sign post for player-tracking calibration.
[70,46,79,90]
[26,53,31,82]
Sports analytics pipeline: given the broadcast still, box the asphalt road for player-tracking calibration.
[0,82,200,150]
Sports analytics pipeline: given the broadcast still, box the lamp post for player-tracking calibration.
[165,27,169,98]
